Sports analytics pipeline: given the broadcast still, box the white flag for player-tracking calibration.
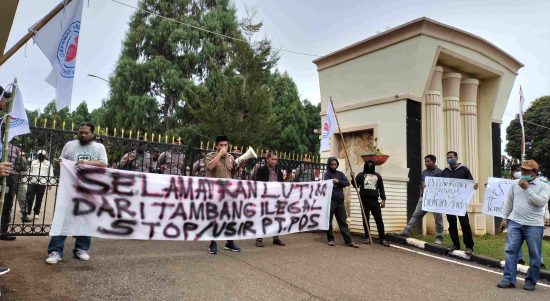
[33,0,84,111]
[320,97,338,152]
[8,85,31,142]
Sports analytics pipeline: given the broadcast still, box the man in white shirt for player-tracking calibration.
[45,122,108,264]
[497,160,550,291]
[25,150,54,219]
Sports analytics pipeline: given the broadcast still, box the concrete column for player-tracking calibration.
[460,78,480,192]
[460,78,485,235]
[425,66,444,161]
[442,73,462,154]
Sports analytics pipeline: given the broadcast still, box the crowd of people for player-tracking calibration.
[0,117,549,291]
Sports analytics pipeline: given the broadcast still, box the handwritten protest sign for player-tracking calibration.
[50,160,332,240]
[422,177,475,216]
[482,177,515,218]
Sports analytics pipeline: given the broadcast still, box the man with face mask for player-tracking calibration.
[46,122,108,264]
[351,160,389,247]
[397,154,444,244]
[325,157,359,248]
[441,151,478,256]
[25,150,54,220]
[497,160,550,291]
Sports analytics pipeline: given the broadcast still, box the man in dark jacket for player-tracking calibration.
[441,151,478,256]
[324,157,359,248]
[254,150,285,247]
[351,160,390,247]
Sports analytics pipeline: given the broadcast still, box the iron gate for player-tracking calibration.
[1,126,326,236]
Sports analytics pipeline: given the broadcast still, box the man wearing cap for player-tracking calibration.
[204,135,242,254]
[26,150,54,220]
[497,160,550,291]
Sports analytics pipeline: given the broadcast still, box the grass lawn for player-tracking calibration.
[411,233,550,269]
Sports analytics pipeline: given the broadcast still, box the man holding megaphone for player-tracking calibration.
[205,135,247,254]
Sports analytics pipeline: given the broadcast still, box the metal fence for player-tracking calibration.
[1,126,326,236]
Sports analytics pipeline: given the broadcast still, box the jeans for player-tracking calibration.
[502,220,543,285]
[446,213,474,249]
[327,199,353,244]
[361,196,385,241]
[404,198,443,238]
[47,236,91,257]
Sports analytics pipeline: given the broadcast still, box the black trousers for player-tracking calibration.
[326,199,353,244]
[361,196,385,240]
[26,184,47,215]
[1,176,16,234]
[446,213,474,249]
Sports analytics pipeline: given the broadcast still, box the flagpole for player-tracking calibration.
[328,97,373,243]
[519,86,526,162]
[0,0,74,67]
[0,78,17,221]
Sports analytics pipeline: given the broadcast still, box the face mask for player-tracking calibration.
[521,175,533,182]
[447,159,456,165]
[513,172,522,179]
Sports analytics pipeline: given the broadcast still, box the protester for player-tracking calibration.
[351,160,390,247]
[324,157,359,248]
[441,151,478,256]
[0,143,23,240]
[497,160,550,291]
[45,122,108,264]
[26,149,54,220]
[149,147,161,173]
[118,136,151,172]
[204,135,241,254]
[398,154,444,244]
[192,152,207,177]
[294,154,315,182]
[254,150,286,247]
[14,150,29,223]
[0,161,13,275]
[158,138,186,175]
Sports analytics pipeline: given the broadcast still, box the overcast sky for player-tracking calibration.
[1,0,549,153]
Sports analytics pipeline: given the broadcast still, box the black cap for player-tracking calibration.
[215,135,228,143]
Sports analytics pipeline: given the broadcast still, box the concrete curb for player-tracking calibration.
[385,233,550,281]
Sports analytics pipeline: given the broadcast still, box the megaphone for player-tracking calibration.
[235,146,257,165]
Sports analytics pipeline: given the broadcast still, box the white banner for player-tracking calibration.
[422,177,475,216]
[482,177,515,218]
[51,160,333,240]
[33,0,84,110]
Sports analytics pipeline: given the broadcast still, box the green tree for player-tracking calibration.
[71,101,91,124]
[506,95,550,176]
[40,100,73,128]
[303,99,321,154]
[103,0,242,136]
[266,71,308,153]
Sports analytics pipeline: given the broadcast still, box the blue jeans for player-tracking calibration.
[47,236,91,257]
[502,220,543,285]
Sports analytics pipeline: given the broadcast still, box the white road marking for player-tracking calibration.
[390,244,550,289]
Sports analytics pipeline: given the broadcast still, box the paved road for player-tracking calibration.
[1,232,548,300]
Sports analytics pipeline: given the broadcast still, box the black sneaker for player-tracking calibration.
[447,245,459,253]
[464,248,473,256]
[208,242,218,255]
[224,242,241,252]
[497,280,515,289]
[523,282,536,291]
[0,235,16,241]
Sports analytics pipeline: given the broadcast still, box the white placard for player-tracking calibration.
[422,176,475,216]
[482,177,515,218]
